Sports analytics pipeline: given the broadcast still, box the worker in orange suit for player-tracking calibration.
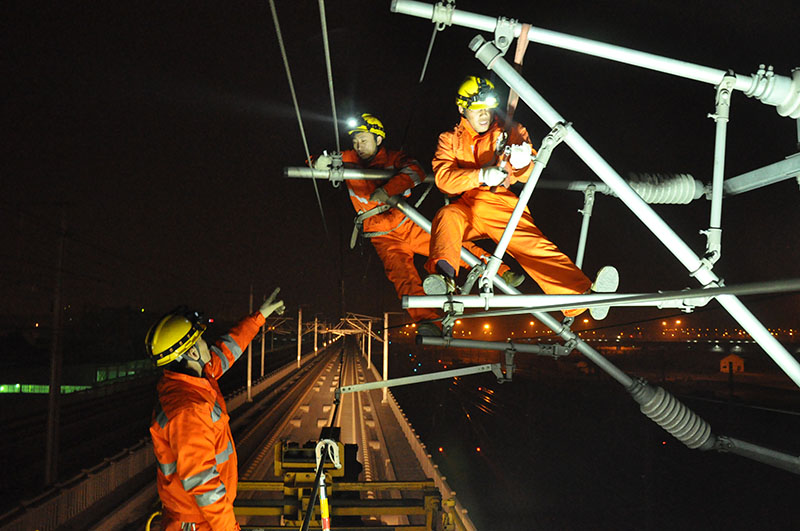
[425,77,617,319]
[315,113,523,335]
[145,289,285,531]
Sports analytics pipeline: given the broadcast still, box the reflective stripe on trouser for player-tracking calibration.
[426,189,591,295]
[371,221,510,323]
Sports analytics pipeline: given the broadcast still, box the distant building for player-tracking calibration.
[720,354,744,373]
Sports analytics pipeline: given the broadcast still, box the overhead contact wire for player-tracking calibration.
[318,0,341,152]
[268,0,329,236]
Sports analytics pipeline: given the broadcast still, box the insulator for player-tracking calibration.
[623,173,704,204]
[628,379,714,450]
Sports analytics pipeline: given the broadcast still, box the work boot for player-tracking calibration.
[501,270,525,288]
[416,322,442,337]
[423,274,456,296]
[589,265,619,320]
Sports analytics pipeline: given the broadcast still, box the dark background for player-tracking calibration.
[3,0,798,331]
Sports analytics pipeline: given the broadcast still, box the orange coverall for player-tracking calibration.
[426,116,591,298]
[150,311,265,531]
[343,147,510,323]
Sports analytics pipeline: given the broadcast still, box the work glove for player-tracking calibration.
[478,167,507,187]
[369,187,389,203]
[314,152,332,170]
[508,142,533,169]
[259,287,285,318]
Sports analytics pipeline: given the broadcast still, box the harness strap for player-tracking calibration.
[506,23,531,124]
[350,183,434,248]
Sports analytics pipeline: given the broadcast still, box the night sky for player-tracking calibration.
[3,0,798,331]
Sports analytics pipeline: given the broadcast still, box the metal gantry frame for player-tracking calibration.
[390,0,800,390]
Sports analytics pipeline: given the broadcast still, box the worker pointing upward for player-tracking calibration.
[146,289,285,531]
[315,113,523,335]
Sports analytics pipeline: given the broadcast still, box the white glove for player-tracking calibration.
[478,167,507,187]
[314,153,332,170]
[259,287,285,318]
[508,142,532,170]
[369,187,389,203]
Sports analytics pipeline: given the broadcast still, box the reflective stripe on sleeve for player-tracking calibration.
[157,460,177,476]
[211,401,223,422]
[156,408,169,429]
[215,441,233,464]
[181,465,219,491]
[219,334,242,362]
[194,481,227,507]
[210,345,229,373]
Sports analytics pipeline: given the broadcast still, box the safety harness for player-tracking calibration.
[350,182,434,248]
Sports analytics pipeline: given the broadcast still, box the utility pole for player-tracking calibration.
[45,209,66,485]
[383,312,389,403]
[297,307,302,368]
[314,316,318,355]
[247,286,253,402]
[260,299,266,378]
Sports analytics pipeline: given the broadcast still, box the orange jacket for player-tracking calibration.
[150,311,265,530]
[342,146,426,233]
[432,116,534,197]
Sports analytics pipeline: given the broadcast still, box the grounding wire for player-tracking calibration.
[268,0,329,237]
[318,0,341,152]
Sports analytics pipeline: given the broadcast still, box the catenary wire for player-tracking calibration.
[267,0,329,237]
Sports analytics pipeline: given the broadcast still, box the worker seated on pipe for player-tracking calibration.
[145,290,285,531]
[425,76,618,319]
[314,112,523,336]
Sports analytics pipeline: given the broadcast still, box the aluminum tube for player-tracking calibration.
[339,364,498,394]
[417,337,546,353]
[392,1,727,85]
[486,148,549,281]
[285,166,400,180]
[722,154,800,195]
[481,40,800,388]
[407,293,654,309]
[716,294,800,385]
[720,436,800,475]
[575,187,595,269]
[709,116,729,230]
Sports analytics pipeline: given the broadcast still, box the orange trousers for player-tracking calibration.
[426,188,591,296]
[161,517,240,531]
[371,219,509,323]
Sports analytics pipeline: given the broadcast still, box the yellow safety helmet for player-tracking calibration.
[456,76,499,110]
[347,113,386,138]
[145,307,207,367]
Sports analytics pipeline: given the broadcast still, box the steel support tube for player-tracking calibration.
[338,364,499,395]
[391,0,800,116]
[285,166,408,181]
[474,37,800,388]
[417,336,545,353]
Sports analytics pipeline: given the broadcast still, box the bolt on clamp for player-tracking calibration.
[494,17,518,55]
[329,152,344,187]
[708,72,737,122]
[431,0,455,31]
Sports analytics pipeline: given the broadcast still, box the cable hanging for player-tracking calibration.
[268,0,329,236]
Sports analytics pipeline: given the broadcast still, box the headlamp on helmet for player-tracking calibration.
[347,113,386,138]
[145,307,207,367]
[456,76,499,110]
